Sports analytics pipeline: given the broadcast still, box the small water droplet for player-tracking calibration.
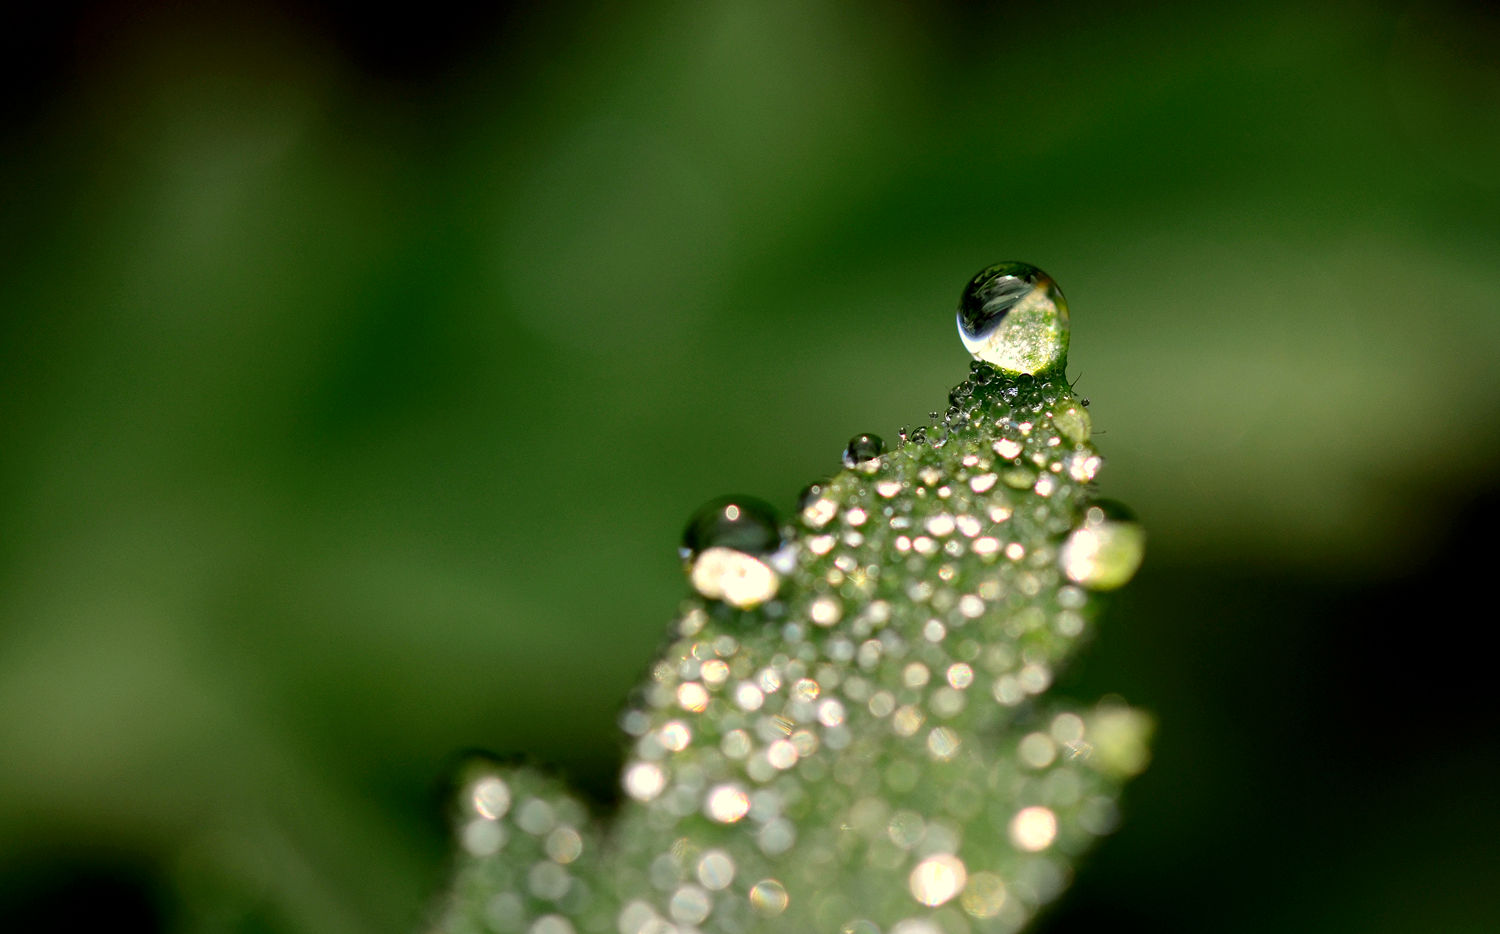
[1089,704,1154,777]
[1009,805,1058,851]
[748,879,790,916]
[697,849,736,890]
[796,481,828,512]
[669,885,713,925]
[909,853,967,907]
[960,872,1008,918]
[1059,500,1145,590]
[705,783,751,823]
[842,433,885,468]
[448,753,516,824]
[956,261,1070,375]
[1051,403,1091,444]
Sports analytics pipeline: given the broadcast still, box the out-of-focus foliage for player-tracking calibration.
[1,1,1497,932]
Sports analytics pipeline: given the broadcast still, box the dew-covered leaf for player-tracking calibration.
[434,263,1150,934]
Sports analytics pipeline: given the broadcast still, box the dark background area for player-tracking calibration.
[2,1,1498,931]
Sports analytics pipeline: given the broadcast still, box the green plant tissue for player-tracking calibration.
[433,263,1150,934]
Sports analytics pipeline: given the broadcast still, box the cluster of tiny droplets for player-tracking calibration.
[436,272,1149,934]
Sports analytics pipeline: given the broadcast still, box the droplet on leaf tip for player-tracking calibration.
[957,262,1069,375]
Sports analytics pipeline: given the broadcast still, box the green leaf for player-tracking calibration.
[433,264,1149,934]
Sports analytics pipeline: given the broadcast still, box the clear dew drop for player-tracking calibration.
[842,433,885,468]
[1059,499,1146,591]
[680,495,785,608]
[956,261,1070,375]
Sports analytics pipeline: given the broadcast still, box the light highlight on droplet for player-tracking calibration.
[470,776,511,820]
[908,853,968,907]
[705,784,751,823]
[1009,806,1058,851]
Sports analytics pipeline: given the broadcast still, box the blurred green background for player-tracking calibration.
[3,1,1498,931]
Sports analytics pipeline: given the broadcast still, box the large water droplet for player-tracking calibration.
[682,495,783,560]
[1059,500,1145,590]
[956,262,1070,375]
[842,433,885,468]
[681,496,784,609]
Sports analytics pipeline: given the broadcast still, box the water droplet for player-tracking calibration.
[927,726,961,760]
[748,879,790,916]
[796,481,829,511]
[622,762,666,801]
[842,433,885,468]
[993,438,1023,460]
[1018,732,1057,769]
[1009,805,1058,851]
[449,754,519,827]
[1089,704,1154,778]
[1051,403,1091,444]
[956,261,1070,375]
[469,774,512,821]
[909,853,967,907]
[669,885,712,925]
[617,901,660,934]
[1059,500,1146,591]
[960,872,1008,919]
[705,783,751,823]
[809,595,843,627]
[681,495,784,608]
[681,495,782,561]
[461,818,505,856]
[544,826,583,864]
[528,915,574,934]
[697,850,737,890]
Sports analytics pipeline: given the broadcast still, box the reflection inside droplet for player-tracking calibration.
[842,433,886,468]
[956,262,1070,375]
